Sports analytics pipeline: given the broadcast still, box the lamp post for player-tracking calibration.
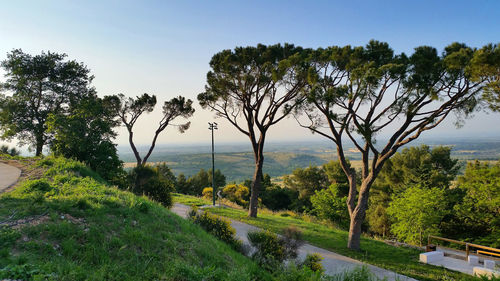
[208,122,218,206]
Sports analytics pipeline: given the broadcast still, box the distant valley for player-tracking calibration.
[119,138,500,182]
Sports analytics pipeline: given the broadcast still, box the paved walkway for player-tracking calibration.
[172,203,416,281]
[0,162,21,193]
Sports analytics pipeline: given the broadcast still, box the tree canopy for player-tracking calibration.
[0,49,95,155]
[114,93,195,166]
[198,43,310,217]
[298,40,499,249]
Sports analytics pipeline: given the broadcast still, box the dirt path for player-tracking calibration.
[171,203,416,281]
[0,162,21,193]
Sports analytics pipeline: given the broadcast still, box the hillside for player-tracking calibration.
[0,156,270,281]
[120,139,500,182]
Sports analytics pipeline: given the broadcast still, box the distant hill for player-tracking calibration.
[119,138,500,182]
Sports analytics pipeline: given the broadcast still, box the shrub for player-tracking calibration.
[247,227,303,269]
[247,230,285,270]
[202,187,213,200]
[274,262,322,281]
[310,184,349,229]
[282,226,304,259]
[301,253,324,273]
[128,165,174,208]
[261,186,297,211]
[23,179,53,193]
[222,184,249,207]
[189,209,242,251]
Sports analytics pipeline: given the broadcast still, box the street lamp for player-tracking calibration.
[208,122,218,206]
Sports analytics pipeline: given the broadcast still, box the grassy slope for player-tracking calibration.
[0,157,271,281]
[173,194,483,281]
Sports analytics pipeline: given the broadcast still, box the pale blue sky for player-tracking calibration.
[1,0,499,147]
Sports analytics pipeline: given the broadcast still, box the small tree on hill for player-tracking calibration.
[113,93,195,166]
[299,41,499,250]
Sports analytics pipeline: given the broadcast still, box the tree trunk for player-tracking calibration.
[347,208,365,250]
[347,181,371,250]
[35,134,44,156]
[248,156,264,218]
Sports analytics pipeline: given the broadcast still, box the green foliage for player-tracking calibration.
[451,161,500,247]
[387,186,448,245]
[190,209,242,251]
[301,253,324,273]
[310,185,349,229]
[47,94,124,183]
[174,193,478,281]
[377,145,459,192]
[247,227,303,269]
[222,184,249,207]
[322,160,351,197]
[0,157,271,281]
[367,145,459,237]
[182,168,226,196]
[261,185,298,211]
[0,49,95,155]
[284,165,329,211]
[0,263,53,280]
[128,165,174,208]
[247,230,286,269]
[202,187,213,200]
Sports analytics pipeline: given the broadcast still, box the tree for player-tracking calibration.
[299,41,498,249]
[198,44,310,217]
[47,94,123,182]
[387,186,448,246]
[114,93,194,166]
[476,44,500,111]
[376,145,459,193]
[0,49,95,156]
[175,173,189,194]
[366,145,459,236]
[184,168,225,195]
[310,184,349,229]
[283,165,329,211]
[452,161,500,247]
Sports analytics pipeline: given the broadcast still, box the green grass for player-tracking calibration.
[0,156,271,281]
[173,193,485,281]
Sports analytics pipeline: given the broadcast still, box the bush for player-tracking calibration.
[222,184,249,207]
[274,263,322,281]
[23,179,53,193]
[282,226,304,259]
[261,186,297,211]
[247,227,303,269]
[310,184,349,229]
[202,187,213,200]
[301,253,324,273]
[189,208,242,251]
[128,165,174,208]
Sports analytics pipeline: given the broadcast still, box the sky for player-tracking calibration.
[1,0,499,150]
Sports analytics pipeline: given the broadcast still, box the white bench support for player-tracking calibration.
[484,259,496,270]
[468,255,479,266]
[419,251,444,263]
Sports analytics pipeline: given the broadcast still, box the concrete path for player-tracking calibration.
[172,203,416,281]
[0,162,21,193]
